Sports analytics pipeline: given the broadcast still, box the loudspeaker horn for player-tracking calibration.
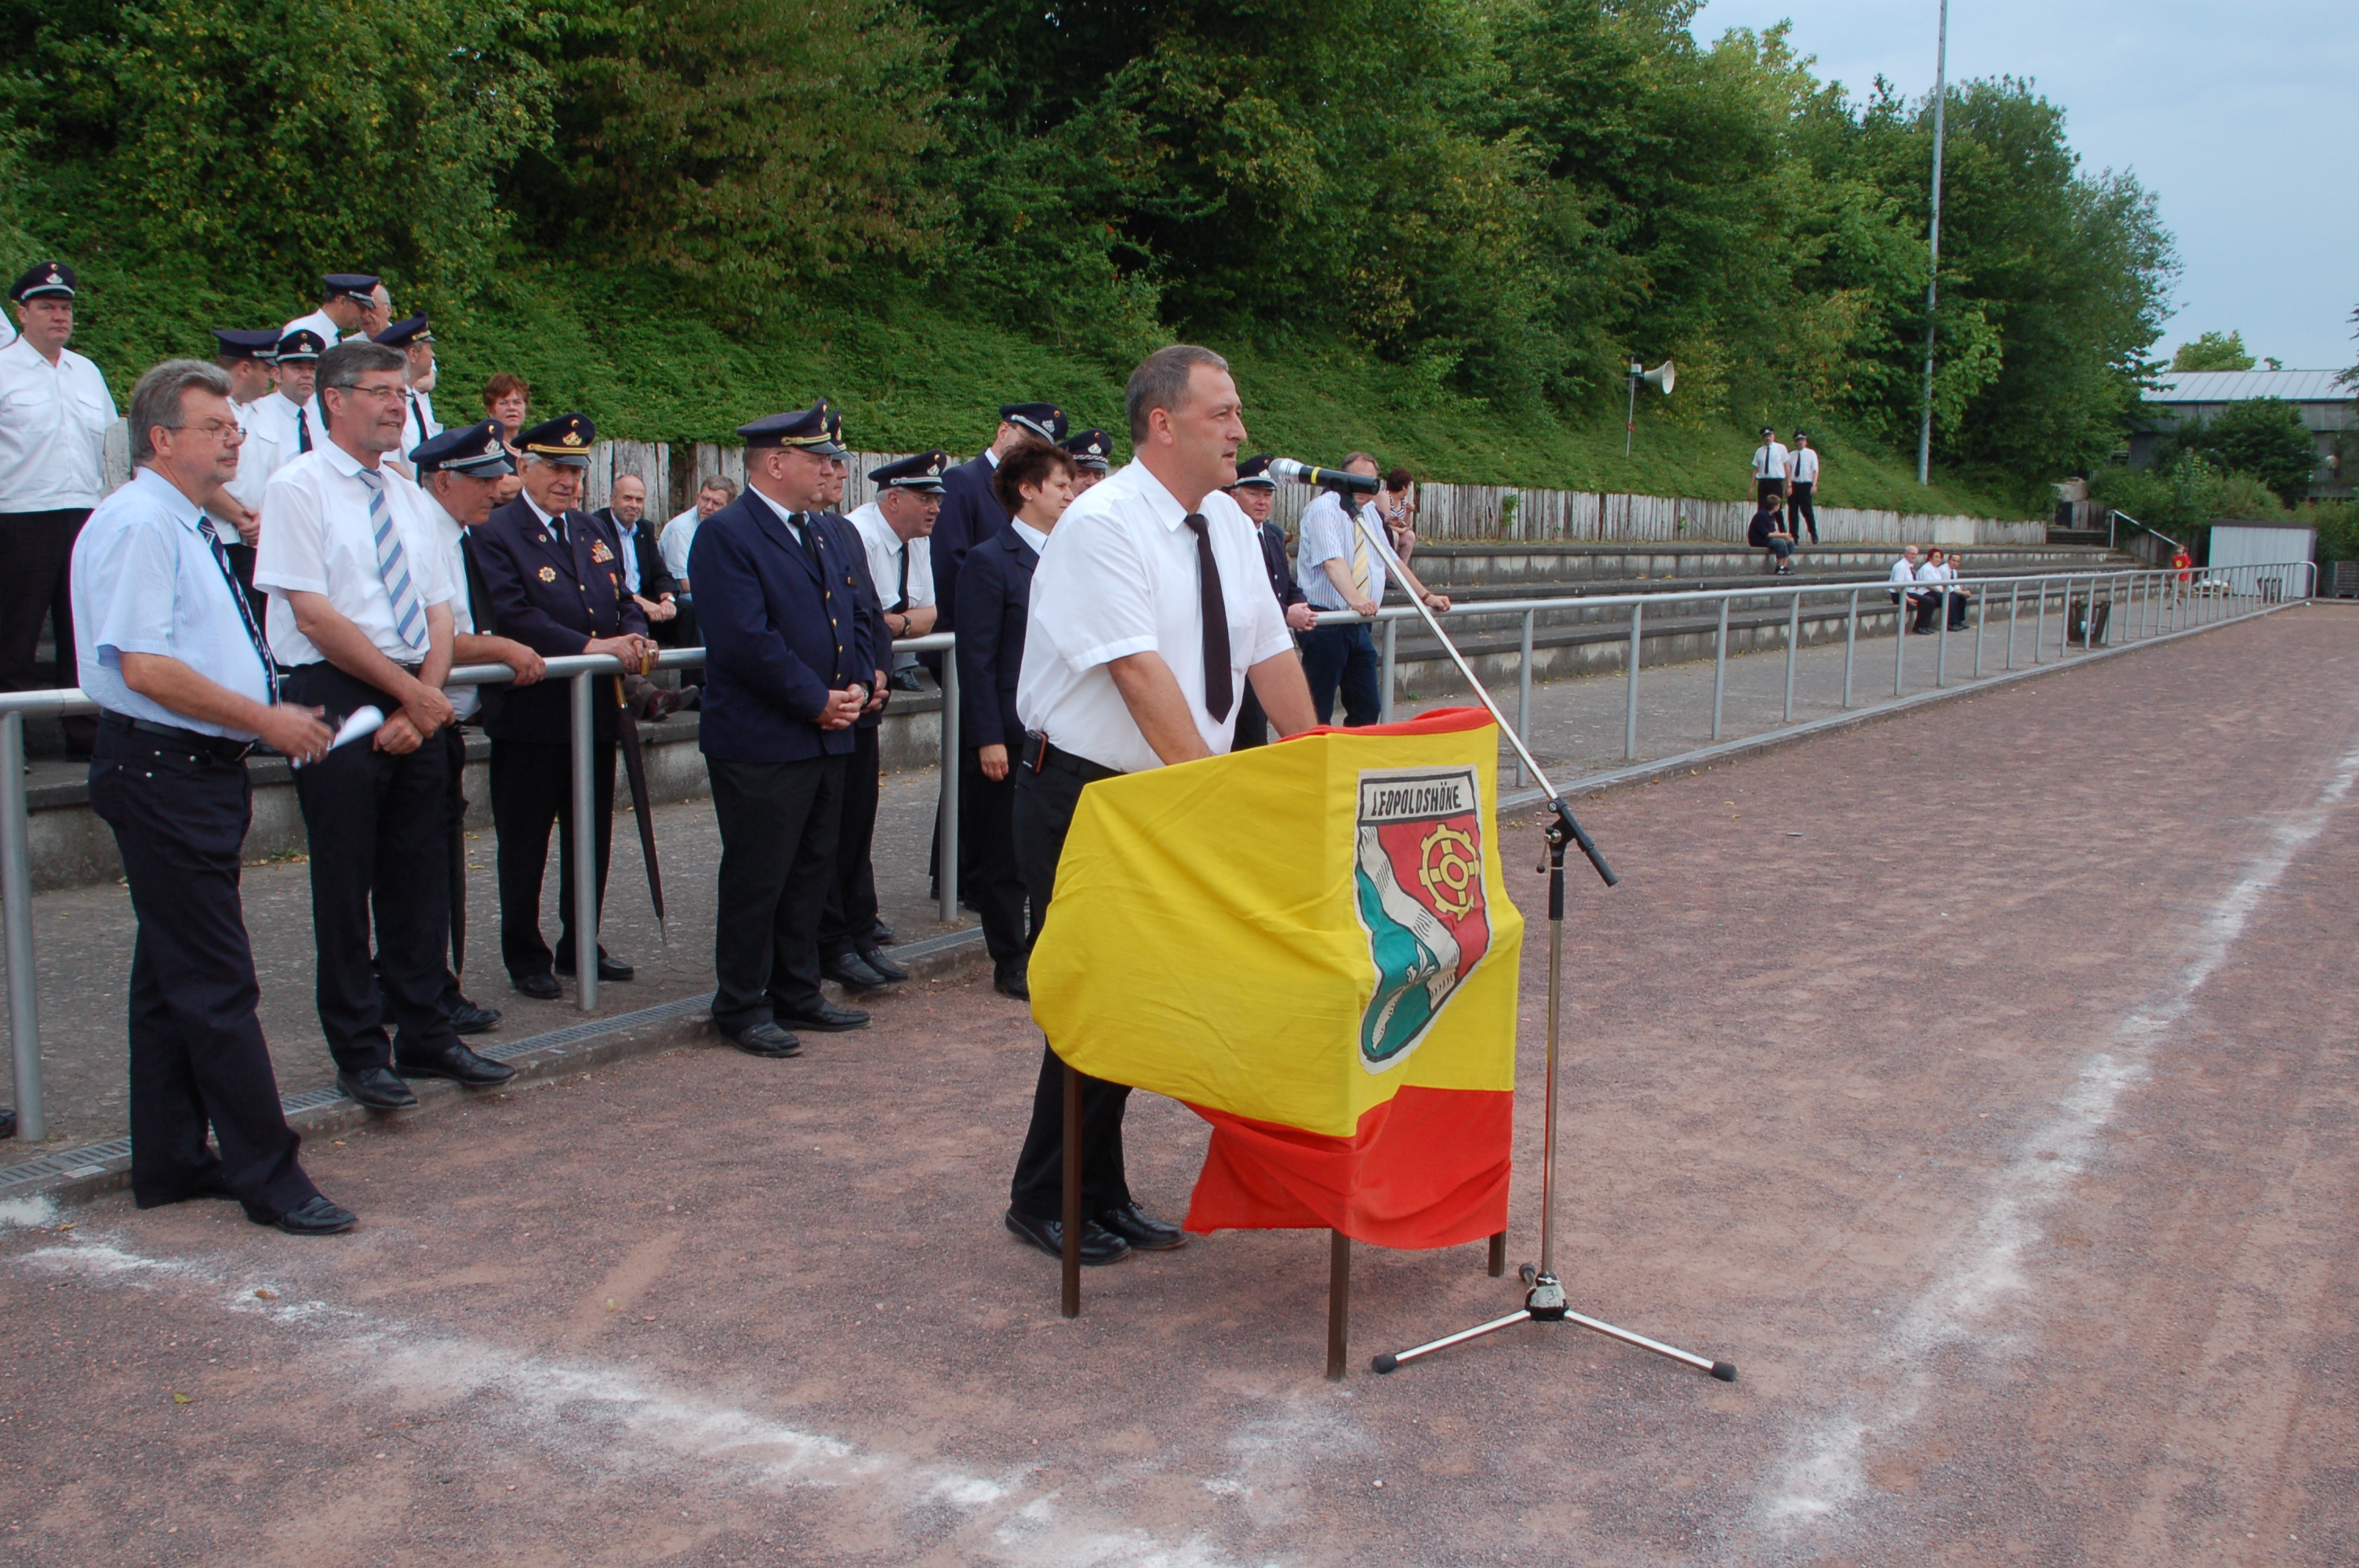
[1639,359,1675,395]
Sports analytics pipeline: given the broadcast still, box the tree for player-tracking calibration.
[2199,398,2318,507]
[2171,330,2255,372]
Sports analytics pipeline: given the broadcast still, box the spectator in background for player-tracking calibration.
[847,452,945,695]
[482,374,530,504]
[1888,545,1937,633]
[1224,454,1317,749]
[206,328,282,619]
[1381,466,1419,563]
[660,475,736,594]
[591,473,685,718]
[1750,426,1790,509]
[1062,428,1113,495]
[380,317,440,451]
[1296,452,1450,726]
[934,401,1067,639]
[956,438,1074,1000]
[2170,543,2194,601]
[1921,546,1971,630]
[253,328,324,469]
[1787,430,1820,543]
[359,282,394,343]
[282,273,377,350]
[0,262,115,758]
[1748,491,1796,575]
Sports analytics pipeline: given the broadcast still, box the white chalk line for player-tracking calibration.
[1746,740,2359,1550]
[16,1238,1289,1568]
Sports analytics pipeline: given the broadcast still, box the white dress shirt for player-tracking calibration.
[846,500,935,612]
[211,394,282,527]
[0,315,14,352]
[282,308,341,350]
[1296,491,1387,612]
[404,387,442,453]
[1752,441,1790,481]
[424,492,481,720]
[1789,446,1820,485]
[255,445,454,667]
[1888,558,1921,590]
[660,505,702,583]
[1016,459,1292,775]
[248,389,322,471]
[1011,520,1049,557]
[71,468,277,739]
[0,337,116,511]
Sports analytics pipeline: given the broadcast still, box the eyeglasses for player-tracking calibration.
[170,419,245,443]
[336,382,409,401]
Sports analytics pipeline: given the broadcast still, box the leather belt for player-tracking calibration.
[1020,732,1125,784]
[99,710,256,762]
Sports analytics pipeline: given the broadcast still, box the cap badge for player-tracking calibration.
[44,268,59,284]
[538,566,558,583]
[482,440,500,456]
[562,430,583,448]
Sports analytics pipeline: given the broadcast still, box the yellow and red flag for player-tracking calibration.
[1030,707,1524,1249]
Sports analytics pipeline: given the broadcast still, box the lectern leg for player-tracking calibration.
[1327,1231,1351,1381]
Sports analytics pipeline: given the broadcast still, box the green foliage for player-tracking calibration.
[2157,399,2321,509]
[2089,451,2282,534]
[2170,330,2255,372]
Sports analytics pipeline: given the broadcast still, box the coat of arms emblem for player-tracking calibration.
[1351,764,1492,1072]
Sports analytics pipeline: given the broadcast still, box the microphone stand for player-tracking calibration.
[1314,496,1734,1382]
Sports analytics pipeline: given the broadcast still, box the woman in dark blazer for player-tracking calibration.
[954,439,1076,999]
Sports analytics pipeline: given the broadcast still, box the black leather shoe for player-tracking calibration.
[994,964,1030,1001]
[868,920,897,946]
[450,998,501,1034]
[397,1044,515,1087]
[512,971,562,1000]
[889,669,925,693]
[1096,1202,1189,1251]
[1004,1207,1129,1265]
[336,1067,418,1111]
[821,951,892,991]
[856,946,910,984]
[778,1000,869,1033]
[720,1020,804,1058]
[555,953,634,982]
[264,1195,358,1236]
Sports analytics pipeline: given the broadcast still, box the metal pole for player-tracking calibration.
[1328,1230,1352,1381]
[570,672,598,1013]
[1972,583,1986,677]
[938,651,961,924]
[1623,601,1642,761]
[2006,579,2019,669]
[2034,578,2047,664]
[2,710,40,1142]
[1894,583,1908,696]
[1842,589,1858,710]
[1381,617,1398,724]
[1711,596,1729,739]
[1515,609,1533,787]
[1916,0,1950,486]
[1783,590,1800,721]
[1935,588,1950,687]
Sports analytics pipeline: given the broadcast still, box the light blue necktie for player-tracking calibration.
[354,468,428,654]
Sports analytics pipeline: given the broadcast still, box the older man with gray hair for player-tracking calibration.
[75,358,351,1230]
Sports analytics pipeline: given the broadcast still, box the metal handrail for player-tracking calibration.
[0,562,2312,1142]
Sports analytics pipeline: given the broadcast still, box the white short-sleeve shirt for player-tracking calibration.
[847,500,936,612]
[660,506,702,583]
[1296,490,1388,611]
[1789,446,1819,484]
[209,394,282,528]
[1753,441,1790,481]
[423,492,482,720]
[0,338,117,511]
[255,444,454,667]
[282,308,342,350]
[1888,558,1921,587]
[1016,459,1293,775]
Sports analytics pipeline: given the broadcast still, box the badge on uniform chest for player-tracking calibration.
[590,541,614,564]
[538,565,558,583]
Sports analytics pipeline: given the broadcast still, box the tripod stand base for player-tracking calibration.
[1372,1275,1737,1381]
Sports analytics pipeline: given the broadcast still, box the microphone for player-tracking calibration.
[1268,458,1380,493]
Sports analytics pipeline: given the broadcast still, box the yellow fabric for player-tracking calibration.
[1030,716,1523,1139]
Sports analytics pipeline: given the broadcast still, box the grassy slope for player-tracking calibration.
[75,260,2029,518]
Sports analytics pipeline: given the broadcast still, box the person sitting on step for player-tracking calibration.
[1748,492,1796,575]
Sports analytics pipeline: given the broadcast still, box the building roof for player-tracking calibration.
[2150,369,2351,405]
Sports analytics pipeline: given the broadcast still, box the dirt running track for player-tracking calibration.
[3,606,2356,1567]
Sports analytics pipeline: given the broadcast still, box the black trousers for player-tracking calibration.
[819,725,881,958]
[964,750,1036,968]
[490,736,615,978]
[1755,477,1787,508]
[1788,482,1818,543]
[282,663,460,1076]
[0,508,95,751]
[441,724,474,1000]
[1300,622,1381,727]
[89,727,318,1222]
[707,752,845,1031]
[1008,762,1132,1221]
[1232,680,1270,750]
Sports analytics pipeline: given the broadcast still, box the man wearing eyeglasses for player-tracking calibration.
[0,261,116,758]
[256,339,514,1112]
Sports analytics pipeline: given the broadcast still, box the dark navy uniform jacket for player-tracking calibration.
[929,452,1008,635]
[816,510,892,735]
[952,524,1037,752]
[690,490,878,764]
[472,498,649,746]
[1256,520,1307,613]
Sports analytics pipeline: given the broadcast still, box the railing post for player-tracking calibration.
[2005,579,2019,669]
[1972,585,1986,677]
[1841,589,1858,710]
[1514,609,1533,787]
[1894,583,1907,696]
[1935,588,1950,687]
[1380,617,1398,724]
[939,648,961,924]
[1712,596,1730,739]
[1783,590,1800,722]
[1623,600,1642,761]
[2,709,40,1142]
[571,670,598,1013]
[2034,578,2048,664]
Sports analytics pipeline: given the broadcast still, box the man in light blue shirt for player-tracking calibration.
[71,358,354,1235]
[1295,452,1451,726]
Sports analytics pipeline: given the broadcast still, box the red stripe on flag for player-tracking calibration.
[1181,1086,1512,1250]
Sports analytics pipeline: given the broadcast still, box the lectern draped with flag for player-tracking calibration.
[1030,707,1524,1252]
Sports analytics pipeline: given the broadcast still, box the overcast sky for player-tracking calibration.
[1692,0,2359,372]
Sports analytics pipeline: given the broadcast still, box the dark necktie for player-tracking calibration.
[792,511,821,570]
[409,393,425,446]
[895,543,911,614]
[1183,513,1233,722]
[551,509,568,546]
[296,405,312,455]
[203,517,279,704]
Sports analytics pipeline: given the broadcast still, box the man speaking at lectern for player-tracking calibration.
[1003,344,1319,1265]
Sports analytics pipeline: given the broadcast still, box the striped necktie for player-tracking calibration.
[354,468,429,654]
[1349,505,1371,600]
[202,517,278,704]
